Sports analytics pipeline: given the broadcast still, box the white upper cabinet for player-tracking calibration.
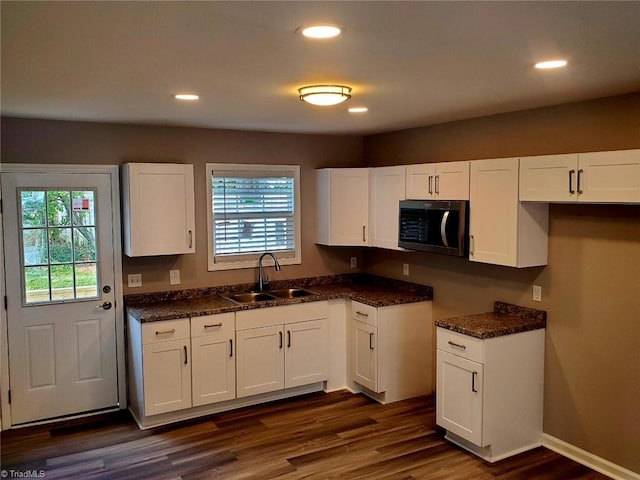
[316,168,370,246]
[519,149,640,203]
[470,158,548,267]
[122,163,195,256]
[406,161,470,200]
[369,166,406,250]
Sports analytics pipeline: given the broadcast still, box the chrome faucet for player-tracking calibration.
[258,252,281,291]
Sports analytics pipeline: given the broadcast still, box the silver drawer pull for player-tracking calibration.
[204,323,223,328]
[356,311,369,317]
[448,340,466,349]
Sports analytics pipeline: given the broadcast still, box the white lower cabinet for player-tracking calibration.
[436,327,545,462]
[139,318,192,417]
[235,302,329,399]
[351,300,433,403]
[191,313,236,407]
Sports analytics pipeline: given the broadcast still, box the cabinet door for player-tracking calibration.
[142,339,191,416]
[469,158,519,266]
[435,161,470,200]
[191,320,235,407]
[285,319,328,388]
[370,166,406,250]
[353,320,378,392]
[317,168,369,246]
[123,163,195,256]
[436,350,484,446]
[578,149,640,203]
[519,154,579,202]
[406,164,436,200]
[236,325,284,398]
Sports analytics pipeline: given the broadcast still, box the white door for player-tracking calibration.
[519,154,579,202]
[353,320,377,392]
[436,350,484,446]
[435,161,470,200]
[2,172,119,425]
[236,325,284,398]
[143,339,191,416]
[406,164,436,200]
[369,166,406,250]
[330,169,369,246]
[285,319,328,388]
[578,149,640,203]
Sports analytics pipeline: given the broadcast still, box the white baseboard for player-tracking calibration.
[542,433,639,480]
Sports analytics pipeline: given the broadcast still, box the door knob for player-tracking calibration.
[96,301,112,310]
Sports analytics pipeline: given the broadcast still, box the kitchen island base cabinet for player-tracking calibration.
[436,327,545,462]
[351,301,433,404]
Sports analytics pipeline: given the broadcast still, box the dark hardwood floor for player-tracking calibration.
[1,391,608,479]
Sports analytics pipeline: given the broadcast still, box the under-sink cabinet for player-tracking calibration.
[351,300,433,403]
[436,327,545,462]
[235,302,329,398]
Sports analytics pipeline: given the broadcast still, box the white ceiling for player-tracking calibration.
[2,1,639,135]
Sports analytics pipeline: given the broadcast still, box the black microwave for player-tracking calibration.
[398,200,469,256]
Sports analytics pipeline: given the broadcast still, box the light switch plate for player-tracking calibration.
[350,257,357,268]
[403,263,410,276]
[170,269,181,285]
[533,285,542,302]
[128,274,142,288]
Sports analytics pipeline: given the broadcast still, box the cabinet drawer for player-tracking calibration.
[351,301,378,327]
[142,318,190,344]
[437,328,484,363]
[191,313,235,338]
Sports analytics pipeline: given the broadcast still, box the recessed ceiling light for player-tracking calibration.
[173,93,200,101]
[298,85,352,106]
[348,107,368,113]
[534,60,568,70]
[299,25,341,39]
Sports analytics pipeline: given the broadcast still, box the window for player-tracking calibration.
[19,189,99,304]
[207,164,301,271]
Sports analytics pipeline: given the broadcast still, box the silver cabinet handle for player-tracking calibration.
[287,330,291,348]
[229,339,233,357]
[435,175,440,195]
[577,168,584,195]
[362,225,366,242]
[356,311,369,317]
[184,345,188,365]
[448,340,466,349]
[188,230,193,249]
[369,332,375,350]
[472,371,478,392]
[469,235,475,257]
[204,323,223,328]
[279,331,283,349]
[428,175,433,195]
[155,328,176,335]
[440,211,450,248]
[569,169,576,194]
[95,301,112,310]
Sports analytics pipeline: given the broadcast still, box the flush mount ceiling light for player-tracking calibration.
[299,25,341,39]
[534,59,568,70]
[298,85,352,106]
[173,93,200,101]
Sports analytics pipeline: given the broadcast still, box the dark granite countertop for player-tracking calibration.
[435,301,546,339]
[125,274,433,323]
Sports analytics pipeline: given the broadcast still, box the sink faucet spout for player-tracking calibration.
[258,252,281,291]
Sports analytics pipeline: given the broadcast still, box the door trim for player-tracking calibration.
[0,164,125,430]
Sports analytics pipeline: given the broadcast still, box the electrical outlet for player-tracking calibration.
[170,269,181,285]
[533,285,542,302]
[128,274,142,288]
[403,263,410,276]
[350,257,357,268]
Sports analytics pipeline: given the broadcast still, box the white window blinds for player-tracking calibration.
[211,168,297,257]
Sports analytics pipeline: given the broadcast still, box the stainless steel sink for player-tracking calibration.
[224,292,277,304]
[268,288,318,299]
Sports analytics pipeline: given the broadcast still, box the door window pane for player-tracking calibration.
[19,189,100,305]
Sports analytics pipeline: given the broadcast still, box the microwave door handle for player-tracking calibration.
[440,211,450,247]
